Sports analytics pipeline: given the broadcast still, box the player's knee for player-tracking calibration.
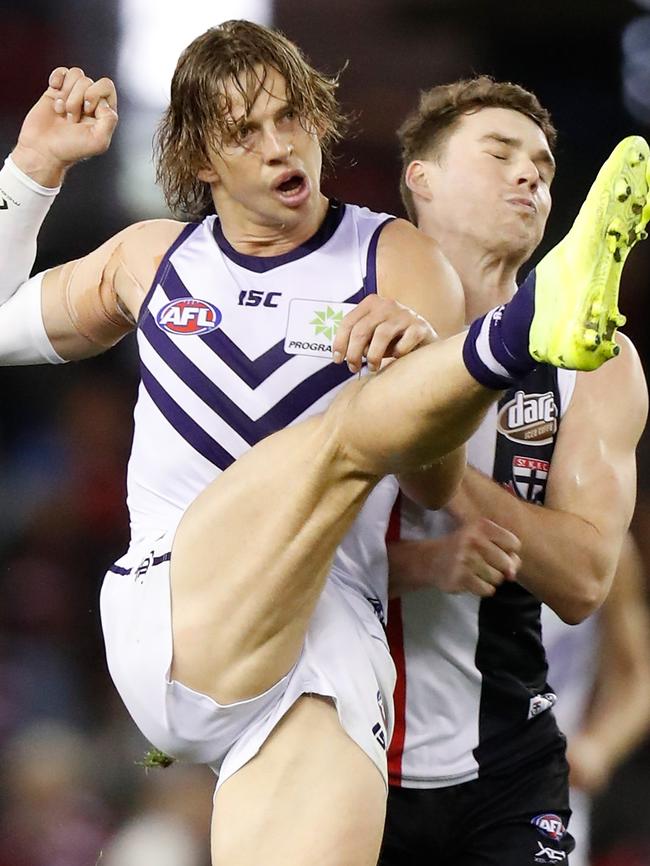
[318,378,382,475]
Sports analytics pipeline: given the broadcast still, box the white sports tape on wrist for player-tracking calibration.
[0,272,66,365]
[0,155,61,304]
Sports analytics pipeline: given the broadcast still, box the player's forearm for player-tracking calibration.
[577,666,650,772]
[450,469,612,622]
[0,154,61,304]
[581,549,650,771]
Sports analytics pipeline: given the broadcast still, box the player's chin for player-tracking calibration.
[503,223,542,260]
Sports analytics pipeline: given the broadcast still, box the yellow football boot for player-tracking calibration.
[530,135,650,370]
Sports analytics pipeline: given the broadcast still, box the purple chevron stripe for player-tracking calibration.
[155,264,289,386]
[151,263,369,389]
[261,361,355,433]
[140,362,236,471]
[140,314,356,444]
[363,218,395,295]
[212,200,347,272]
[141,314,261,443]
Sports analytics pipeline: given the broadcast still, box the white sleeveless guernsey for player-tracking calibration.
[126,200,398,615]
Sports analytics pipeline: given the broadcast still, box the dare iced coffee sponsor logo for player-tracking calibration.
[497,390,557,445]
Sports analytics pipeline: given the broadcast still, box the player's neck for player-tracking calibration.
[456,252,520,323]
[216,194,329,257]
[427,229,522,322]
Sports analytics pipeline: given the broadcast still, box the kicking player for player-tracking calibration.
[2,29,648,866]
[381,77,649,866]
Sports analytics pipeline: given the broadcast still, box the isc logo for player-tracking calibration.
[156,298,222,335]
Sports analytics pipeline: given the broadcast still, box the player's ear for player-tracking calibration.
[405,160,433,205]
[197,165,220,183]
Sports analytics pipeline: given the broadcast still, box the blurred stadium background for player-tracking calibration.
[1,1,649,864]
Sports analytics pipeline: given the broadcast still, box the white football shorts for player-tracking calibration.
[100,533,396,790]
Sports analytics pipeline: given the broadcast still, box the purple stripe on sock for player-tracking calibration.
[489,270,537,376]
[463,316,514,389]
[463,270,538,389]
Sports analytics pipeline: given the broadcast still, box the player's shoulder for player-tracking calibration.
[120,218,189,253]
[378,216,438,250]
[376,217,452,272]
[375,217,464,334]
[576,332,645,389]
[572,332,648,423]
[115,218,190,279]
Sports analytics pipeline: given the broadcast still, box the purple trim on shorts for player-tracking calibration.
[140,362,236,470]
[154,552,171,565]
[363,218,395,297]
[137,223,201,326]
[211,199,347,272]
[140,314,357,445]
[108,552,171,576]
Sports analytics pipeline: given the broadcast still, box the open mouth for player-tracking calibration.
[277,174,304,193]
[273,172,310,206]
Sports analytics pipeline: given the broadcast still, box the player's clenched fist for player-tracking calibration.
[12,67,118,186]
[389,517,521,599]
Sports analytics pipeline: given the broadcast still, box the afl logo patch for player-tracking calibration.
[531,814,566,841]
[156,298,221,335]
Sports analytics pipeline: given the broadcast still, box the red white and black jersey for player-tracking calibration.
[387,365,577,787]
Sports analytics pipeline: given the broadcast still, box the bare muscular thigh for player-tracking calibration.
[168,378,379,705]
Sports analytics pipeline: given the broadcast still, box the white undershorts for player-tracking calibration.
[100,533,396,790]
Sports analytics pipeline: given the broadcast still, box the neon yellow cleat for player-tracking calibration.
[530,135,650,370]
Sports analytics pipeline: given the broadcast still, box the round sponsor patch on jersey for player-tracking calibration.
[531,814,566,841]
[156,298,222,335]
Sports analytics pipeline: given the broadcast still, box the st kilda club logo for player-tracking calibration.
[156,298,222,336]
[497,390,557,446]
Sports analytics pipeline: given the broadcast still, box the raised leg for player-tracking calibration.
[169,332,490,705]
